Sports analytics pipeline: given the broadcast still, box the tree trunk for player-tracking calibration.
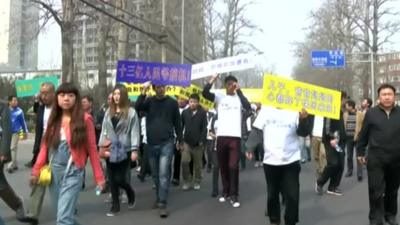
[97,9,109,103]
[61,0,75,83]
[116,0,128,60]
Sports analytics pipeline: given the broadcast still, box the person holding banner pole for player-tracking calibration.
[202,74,251,208]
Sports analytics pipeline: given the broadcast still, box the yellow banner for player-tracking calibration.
[176,84,215,109]
[261,74,341,119]
[124,83,214,109]
[124,83,180,97]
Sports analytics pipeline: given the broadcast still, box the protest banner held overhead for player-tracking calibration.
[261,74,341,119]
[116,60,192,87]
[15,76,59,97]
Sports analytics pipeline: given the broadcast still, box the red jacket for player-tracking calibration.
[32,113,105,185]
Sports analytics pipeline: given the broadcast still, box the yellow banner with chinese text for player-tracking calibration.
[261,75,341,119]
[176,84,215,109]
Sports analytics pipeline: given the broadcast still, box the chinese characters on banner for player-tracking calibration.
[191,54,257,80]
[15,76,59,97]
[176,84,214,109]
[116,60,192,87]
[261,75,341,120]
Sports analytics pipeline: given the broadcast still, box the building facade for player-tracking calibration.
[377,51,400,104]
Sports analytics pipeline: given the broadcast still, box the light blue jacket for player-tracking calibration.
[99,107,140,153]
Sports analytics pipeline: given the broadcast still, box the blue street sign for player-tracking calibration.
[311,50,345,68]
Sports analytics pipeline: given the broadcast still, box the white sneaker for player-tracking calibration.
[182,184,190,191]
[104,194,112,203]
[231,201,240,208]
[193,184,200,190]
[121,193,128,204]
[218,196,226,202]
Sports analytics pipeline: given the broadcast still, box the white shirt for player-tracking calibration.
[253,106,301,165]
[312,116,324,138]
[43,106,52,132]
[141,117,147,144]
[215,93,242,138]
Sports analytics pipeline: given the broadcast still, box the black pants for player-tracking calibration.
[106,158,135,208]
[254,143,264,162]
[139,144,151,177]
[173,146,181,182]
[346,138,362,177]
[317,142,345,190]
[367,157,400,225]
[0,163,22,211]
[264,161,301,225]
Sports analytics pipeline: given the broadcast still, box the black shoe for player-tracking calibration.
[171,179,179,186]
[159,204,169,218]
[24,162,33,168]
[386,217,399,225]
[357,176,363,182]
[128,190,136,209]
[345,171,352,177]
[17,216,38,225]
[137,174,145,183]
[7,168,14,173]
[315,182,323,195]
[211,191,218,198]
[106,205,120,217]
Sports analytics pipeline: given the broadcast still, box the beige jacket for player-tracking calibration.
[343,110,365,141]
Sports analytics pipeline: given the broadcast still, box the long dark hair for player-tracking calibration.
[43,83,87,150]
[109,84,130,118]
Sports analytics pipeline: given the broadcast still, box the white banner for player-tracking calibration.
[191,54,257,80]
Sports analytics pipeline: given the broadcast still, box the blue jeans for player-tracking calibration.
[49,141,84,225]
[147,140,174,205]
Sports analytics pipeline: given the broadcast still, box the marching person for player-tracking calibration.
[7,95,28,173]
[98,85,140,216]
[202,74,251,208]
[135,81,183,218]
[357,84,400,225]
[246,106,310,225]
[181,93,207,191]
[30,83,105,225]
[0,99,28,223]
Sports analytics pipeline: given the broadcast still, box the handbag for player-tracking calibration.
[38,154,53,186]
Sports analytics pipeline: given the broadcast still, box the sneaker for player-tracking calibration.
[193,184,200,190]
[171,179,179,186]
[315,182,323,195]
[136,166,141,173]
[211,191,218,198]
[182,183,190,191]
[159,205,169,218]
[230,197,240,208]
[358,176,363,182]
[218,196,226,203]
[326,188,343,196]
[106,206,120,217]
[254,162,260,168]
[137,174,145,183]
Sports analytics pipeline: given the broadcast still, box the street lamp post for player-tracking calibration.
[180,0,185,64]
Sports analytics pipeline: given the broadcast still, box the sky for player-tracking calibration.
[38,0,325,75]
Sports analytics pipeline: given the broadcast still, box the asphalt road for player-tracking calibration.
[0,138,389,225]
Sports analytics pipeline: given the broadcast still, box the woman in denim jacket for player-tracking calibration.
[99,84,140,216]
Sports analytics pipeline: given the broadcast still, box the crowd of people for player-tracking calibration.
[0,75,399,225]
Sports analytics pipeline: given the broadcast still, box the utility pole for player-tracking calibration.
[180,0,185,64]
[161,0,166,62]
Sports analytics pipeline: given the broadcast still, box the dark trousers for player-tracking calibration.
[173,146,181,182]
[217,136,241,197]
[206,140,214,170]
[346,138,362,177]
[254,143,264,162]
[240,140,247,169]
[317,142,345,190]
[0,163,22,211]
[106,158,135,208]
[367,157,400,225]
[139,143,151,177]
[264,161,300,225]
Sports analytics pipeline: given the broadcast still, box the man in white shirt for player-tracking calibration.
[202,74,251,208]
[245,106,310,225]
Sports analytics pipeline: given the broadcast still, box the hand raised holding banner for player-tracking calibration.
[142,81,152,95]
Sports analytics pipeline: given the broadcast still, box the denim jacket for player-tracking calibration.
[99,107,140,157]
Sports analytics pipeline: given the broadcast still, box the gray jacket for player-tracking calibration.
[99,107,140,153]
[0,102,11,163]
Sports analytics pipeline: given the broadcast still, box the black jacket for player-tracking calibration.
[357,106,400,165]
[308,114,346,147]
[32,102,45,156]
[182,107,207,147]
[0,102,12,164]
[135,95,183,145]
